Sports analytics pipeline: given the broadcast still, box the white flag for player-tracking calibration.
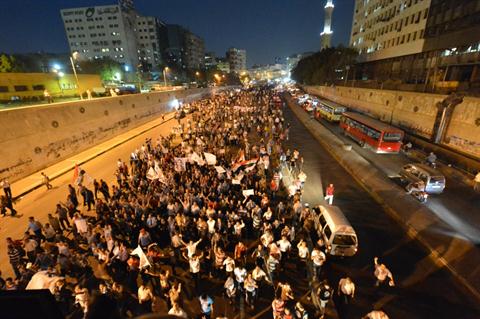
[204,152,217,165]
[131,246,151,269]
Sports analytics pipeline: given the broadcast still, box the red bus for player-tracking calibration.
[340,112,404,153]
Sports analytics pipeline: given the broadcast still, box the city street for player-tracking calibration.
[282,101,480,318]
[310,97,480,244]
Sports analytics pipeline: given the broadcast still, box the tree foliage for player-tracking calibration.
[77,57,123,82]
[0,54,21,72]
[291,46,358,85]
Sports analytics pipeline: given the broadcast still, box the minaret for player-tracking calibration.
[320,0,334,49]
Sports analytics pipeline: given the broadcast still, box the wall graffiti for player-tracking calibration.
[397,121,432,138]
[445,136,480,157]
[39,117,133,159]
[0,157,33,179]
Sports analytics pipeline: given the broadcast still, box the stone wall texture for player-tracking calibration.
[0,87,223,181]
[304,85,480,159]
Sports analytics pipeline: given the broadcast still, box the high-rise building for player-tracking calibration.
[226,48,247,73]
[349,0,480,90]
[163,24,205,70]
[184,31,205,70]
[135,16,167,72]
[320,0,334,49]
[204,52,217,69]
[60,0,139,70]
[216,58,230,73]
[350,0,430,62]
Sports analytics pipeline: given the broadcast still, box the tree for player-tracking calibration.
[77,57,123,82]
[0,54,21,73]
[291,47,357,85]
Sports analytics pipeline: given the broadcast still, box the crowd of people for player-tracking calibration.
[2,87,390,319]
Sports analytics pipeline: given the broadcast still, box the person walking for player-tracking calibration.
[55,204,71,230]
[7,242,23,278]
[1,179,12,202]
[338,276,355,306]
[198,293,214,319]
[374,257,394,287]
[324,184,335,205]
[1,195,17,216]
[41,172,53,190]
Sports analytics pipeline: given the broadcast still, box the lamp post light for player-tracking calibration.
[70,51,83,100]
[163,67,170,87]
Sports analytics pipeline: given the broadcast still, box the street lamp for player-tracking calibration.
[70,51,83,100]
[163,67,170,87]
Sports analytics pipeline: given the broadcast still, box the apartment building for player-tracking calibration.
[135,16,167,71]
[350,0,480,92]
[226,48,247,73]
[351,0,431,62]
[60,1,139,70]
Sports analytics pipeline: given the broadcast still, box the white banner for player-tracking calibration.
[215,166,226,174]
[204,152,217,165]
[242,189,254,198]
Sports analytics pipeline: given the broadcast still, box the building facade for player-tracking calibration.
[163,24,205,71]
[184,31,205,70]
[204,52,217,69]
[349,0,480,93]
[216,58,230,73]
[350,0,431,62]
[226,48,247,73]
[60,1,139,70]
[135,16,167,72]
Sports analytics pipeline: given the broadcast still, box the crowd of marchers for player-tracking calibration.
[3,87,390,319]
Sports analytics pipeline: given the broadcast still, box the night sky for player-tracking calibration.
[0,0,355,66]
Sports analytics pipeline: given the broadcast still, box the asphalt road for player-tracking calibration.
[312,97,480,244]
[282,102,480,319]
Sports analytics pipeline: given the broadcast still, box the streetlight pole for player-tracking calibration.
[70,52,83,100]
[163,67,169,87]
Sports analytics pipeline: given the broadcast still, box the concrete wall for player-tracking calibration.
[304,85,480,159]
[0,87,222,181]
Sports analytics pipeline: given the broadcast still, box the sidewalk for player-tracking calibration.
[285,94,480,301]
[11,112,176,200]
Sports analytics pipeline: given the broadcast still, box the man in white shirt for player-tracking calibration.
[223,256,235,276]
[234,265,247,291]
[311,247,326,280]
[338,276,355,305]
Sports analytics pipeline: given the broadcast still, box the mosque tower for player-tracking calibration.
[320,0,334,49]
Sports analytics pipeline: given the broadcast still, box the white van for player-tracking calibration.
[313,205,358,257]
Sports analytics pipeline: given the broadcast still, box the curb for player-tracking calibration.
[285,96,480,302]
[13,113,175,200]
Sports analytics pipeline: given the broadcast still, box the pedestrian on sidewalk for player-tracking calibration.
[373,257,394,287]
[41,172,53,190]
[324,184,335,205]
[474,172,480,192]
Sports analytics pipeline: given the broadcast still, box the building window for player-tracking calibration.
[32,84,45,91]
[14,85,28,92]
[413,31,417,40]
[0,86,8,92]
[407,33,411,42]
